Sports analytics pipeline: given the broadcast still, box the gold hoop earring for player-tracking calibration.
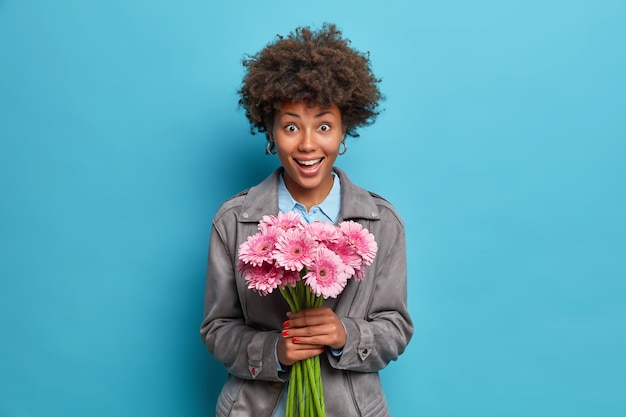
[266,140,277,155]
[338,140,347,155]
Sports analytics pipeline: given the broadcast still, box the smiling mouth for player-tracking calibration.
[296,158,323,166]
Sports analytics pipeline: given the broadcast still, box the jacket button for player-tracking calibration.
[242,212,249,218]
[370,211,377,217]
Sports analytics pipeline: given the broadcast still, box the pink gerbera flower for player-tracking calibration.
[352,265,367,281]
[326,236,362,277]
[338,221,378,265]
[259,211,305,233]
[303,246,350,299]
[280,269,300,289]
[306,221,340,244]
[273,228,316,271]
[237,258,248,276]
[244,262,283,296]
[238,229,279,267]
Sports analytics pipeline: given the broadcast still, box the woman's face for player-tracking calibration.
[272,101,345,210]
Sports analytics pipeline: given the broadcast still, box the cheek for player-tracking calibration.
[274,138,291,154]
[275,145,292,166]
[327,138,343,154]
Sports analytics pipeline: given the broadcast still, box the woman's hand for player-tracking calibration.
[277,306,347,366]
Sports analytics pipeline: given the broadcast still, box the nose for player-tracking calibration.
[297,129,317,152]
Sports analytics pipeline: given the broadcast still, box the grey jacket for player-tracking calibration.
[200,167,413,417]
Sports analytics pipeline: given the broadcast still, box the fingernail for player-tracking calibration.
[282,321,290,328]
[292,337,299,343]
[281,330,289,336]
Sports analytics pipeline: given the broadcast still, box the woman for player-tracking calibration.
[200,23,413,417]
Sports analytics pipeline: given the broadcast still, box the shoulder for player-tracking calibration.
[211,190,248,228]
[212,168,282,226]
[217,189,249,213]
[368,190,404,227]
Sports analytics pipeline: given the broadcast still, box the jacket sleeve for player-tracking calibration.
[200,222,288,382]
[327,218,413,373]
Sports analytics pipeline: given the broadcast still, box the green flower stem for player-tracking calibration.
[281,269,326,416]
[297,361,304,417]
[280,287,298,313]
[305,357,324,416]
[286,364,295,417]
[303,362,310,417]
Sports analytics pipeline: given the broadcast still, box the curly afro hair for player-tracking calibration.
[238,23,383,141]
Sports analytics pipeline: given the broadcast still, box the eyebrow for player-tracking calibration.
[281,110,335,118]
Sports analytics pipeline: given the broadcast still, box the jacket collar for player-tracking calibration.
[238,167,381,223]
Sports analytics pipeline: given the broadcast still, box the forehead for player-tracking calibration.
[277,101,341,118]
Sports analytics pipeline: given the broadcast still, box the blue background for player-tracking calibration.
[1,1,625,416]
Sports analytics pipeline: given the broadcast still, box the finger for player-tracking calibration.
[285,337,324,354]
[283,319,346,349]
[290,332,338,347]
[285,308,337,328]
[278,338,323,366]
[282,323,339,339]
[286,321,342,340]
[286,347,325,363]
[289,340,323,350]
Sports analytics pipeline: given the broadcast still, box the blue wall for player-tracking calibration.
[1,1,625,416]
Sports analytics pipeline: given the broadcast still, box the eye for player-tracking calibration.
[285,123,298,133]
[319,123,331,132]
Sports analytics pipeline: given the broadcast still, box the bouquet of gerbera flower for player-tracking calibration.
[237,211,378,417]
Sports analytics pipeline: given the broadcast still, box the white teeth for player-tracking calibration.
[297,159,321,166]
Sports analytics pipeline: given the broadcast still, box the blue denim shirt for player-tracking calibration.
[277,171,341,224]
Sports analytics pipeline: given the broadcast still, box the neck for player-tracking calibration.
[284,177,334,211]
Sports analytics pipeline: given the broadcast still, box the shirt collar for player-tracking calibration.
[278,172,341,224]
